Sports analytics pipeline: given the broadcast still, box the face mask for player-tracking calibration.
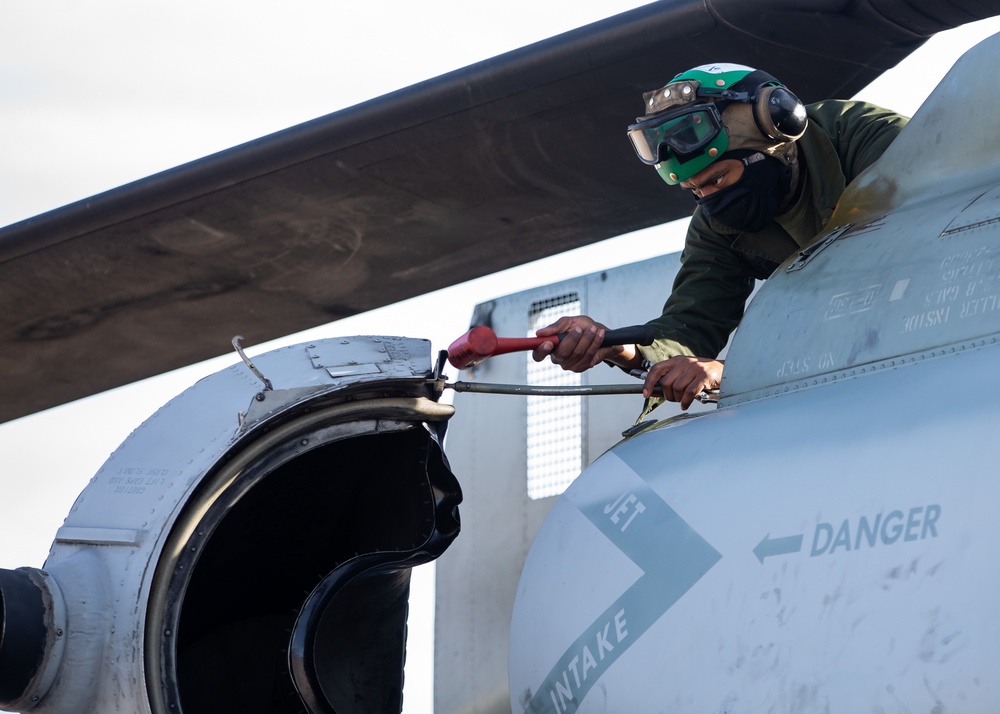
[696,152,791,232]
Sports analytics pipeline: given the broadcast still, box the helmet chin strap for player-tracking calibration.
[776,141,801,211]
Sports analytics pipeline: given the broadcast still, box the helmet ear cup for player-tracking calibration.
[752,85,807,142]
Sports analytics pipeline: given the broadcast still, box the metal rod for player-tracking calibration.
[445,381,718,403]
[447,381,644,396]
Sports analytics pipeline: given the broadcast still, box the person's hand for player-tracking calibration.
[531,315,638,372]
[643,356,724,410]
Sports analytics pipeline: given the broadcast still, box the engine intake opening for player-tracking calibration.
[151,419,460,714]
[0,568,48,708]
[291,567,412,713]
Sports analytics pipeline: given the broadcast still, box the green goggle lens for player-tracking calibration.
[627,104,724,165]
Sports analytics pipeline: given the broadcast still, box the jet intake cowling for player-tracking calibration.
[0,336,460,714]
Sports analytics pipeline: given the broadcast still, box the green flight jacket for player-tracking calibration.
[636,100,908,416]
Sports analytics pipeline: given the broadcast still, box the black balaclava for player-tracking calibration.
[696,150,792,232]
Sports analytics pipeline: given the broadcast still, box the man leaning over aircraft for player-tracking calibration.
[532,63,908,413]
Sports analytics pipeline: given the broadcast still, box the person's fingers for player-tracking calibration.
[535,315,597,338]
[642,358,678,399]
[573,326,608,372]
[535,316,613,372]
[558,326,604,372]
[550,326,583,364]
[642,357,723,409]
[678,369,710,410]
[531,340,556,363]
[535,316,577,337]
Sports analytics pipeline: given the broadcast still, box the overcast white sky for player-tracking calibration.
[2,3,1000,712]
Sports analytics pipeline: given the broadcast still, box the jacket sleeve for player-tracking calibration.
[639,210,756,363]
[810,101,909,181]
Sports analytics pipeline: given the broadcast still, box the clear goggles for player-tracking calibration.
[627,103,725,166]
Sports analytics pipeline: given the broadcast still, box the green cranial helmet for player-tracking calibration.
[626,63,807,185]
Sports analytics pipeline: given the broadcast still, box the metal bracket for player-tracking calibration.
[621,419,658,438]
[232,335,273,391]
[786,224,853,272]
[432,350,449,397]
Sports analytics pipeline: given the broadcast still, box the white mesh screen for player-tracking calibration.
[525,294,583,500]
